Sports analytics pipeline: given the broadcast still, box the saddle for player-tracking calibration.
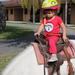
[35,34,68,58]
[34,34,75,75]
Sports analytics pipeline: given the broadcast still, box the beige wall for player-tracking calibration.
[7,7,30,21]
[8,8,14,21]
[23,8,30,21]
[71,4,75,24]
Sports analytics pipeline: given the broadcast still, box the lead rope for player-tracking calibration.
[68,40,75,56]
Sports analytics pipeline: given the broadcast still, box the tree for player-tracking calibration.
[65,0,68,25]
[72,0,75,3]
[21,0,42,23]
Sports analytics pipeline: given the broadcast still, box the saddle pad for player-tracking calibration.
[31,42,44,64]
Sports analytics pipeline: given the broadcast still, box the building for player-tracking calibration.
[59,0,75,24]
[3,0,30,21]
[2,0,75,24]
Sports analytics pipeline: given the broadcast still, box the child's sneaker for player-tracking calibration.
[48,54,58,62]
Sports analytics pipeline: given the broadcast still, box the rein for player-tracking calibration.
[67,40,75,57]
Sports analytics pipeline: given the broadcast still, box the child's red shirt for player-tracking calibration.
[41,16,63,36]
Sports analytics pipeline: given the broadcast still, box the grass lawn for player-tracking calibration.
[0,53,18,75]
[6,21,40,26]
[66,26,75,30]
[67,27,75,30]
[0,26,34,40]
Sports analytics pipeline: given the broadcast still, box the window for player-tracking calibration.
[24,8,28,14]
[10,9,13,15]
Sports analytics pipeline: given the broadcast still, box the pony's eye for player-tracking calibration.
[51,1,56,5]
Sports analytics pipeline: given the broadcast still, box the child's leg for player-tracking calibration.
[46,36,59,62]
[47,36,59,54]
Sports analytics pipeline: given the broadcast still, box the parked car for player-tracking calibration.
[0,2,6,31]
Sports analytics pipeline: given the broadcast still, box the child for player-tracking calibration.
[34,0,68,62]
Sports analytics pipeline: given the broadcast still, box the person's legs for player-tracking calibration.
[48,36,59,54]
[46,36,59,62]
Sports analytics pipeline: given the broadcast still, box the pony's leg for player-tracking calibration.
[63,46,74,75]
[57,69,60,75]
[56,67,60,75]
[48,66,55,75]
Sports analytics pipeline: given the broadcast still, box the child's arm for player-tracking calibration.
[60,23,68,42]
[34,24,44,36]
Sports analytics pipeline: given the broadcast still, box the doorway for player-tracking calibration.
[14,8,23,21]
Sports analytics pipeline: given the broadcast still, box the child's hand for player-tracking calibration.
[34,32,40,36]
[63,35,68,42]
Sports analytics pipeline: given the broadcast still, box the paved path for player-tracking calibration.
[0,33,35,55]
[0,23,75,55]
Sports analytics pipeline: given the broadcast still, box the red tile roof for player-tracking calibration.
[2,0,22,7]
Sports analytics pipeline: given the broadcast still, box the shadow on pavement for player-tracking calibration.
[0,33,35,49]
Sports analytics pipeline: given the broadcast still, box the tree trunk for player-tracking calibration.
[33,0,35,23]
[65,0,68,25]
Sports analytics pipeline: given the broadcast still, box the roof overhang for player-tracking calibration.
[2,0,21,7]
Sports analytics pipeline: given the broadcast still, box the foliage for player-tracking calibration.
[21,0,42,11]
[72,0,75,3]
[57,0,61,7]
[21,0,32,10]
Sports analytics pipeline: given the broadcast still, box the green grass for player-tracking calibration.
[0,53,18,75]
[6,21,40,26]
[66,26,75,30]
[0,26,34,40]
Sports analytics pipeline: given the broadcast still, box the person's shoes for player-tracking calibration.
[48,54,58,62]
